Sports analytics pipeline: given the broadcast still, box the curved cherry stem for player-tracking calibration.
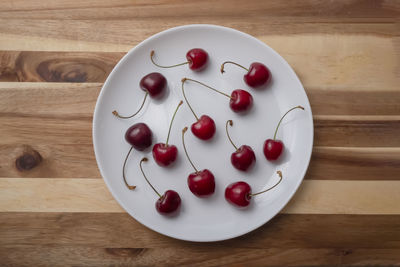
[150,50,189,69]
[113,92,148,119]
[122,146,136,190]
[139,157,161,198]
[225,120,238,151]
[273,106,305,140]
[182,127,199,173]
[220,61,249,74]
[183,78,231,99]
[165,100,183,146]
[250,171,283,197]
[181,78,199,121]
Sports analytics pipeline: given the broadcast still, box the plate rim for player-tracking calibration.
[92,24,314,242]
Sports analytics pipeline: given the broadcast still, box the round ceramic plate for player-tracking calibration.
[93,24,313,242]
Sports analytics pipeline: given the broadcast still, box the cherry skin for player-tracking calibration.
[191,115,216,140]
[186,48,208,71]
[225,181,252,207]
[244,62,271,88]
[188,169,215,197]
[152,144,178,167]
[230,89,253,113]
[125,123,152,151]
[263,139,284,161]
[140,72,167,98]
[231,145,256,171]
[156,190,181,215]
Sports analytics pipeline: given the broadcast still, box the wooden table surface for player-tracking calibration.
[0,1,399,266]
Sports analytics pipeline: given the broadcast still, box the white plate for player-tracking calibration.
[93,24,313,242]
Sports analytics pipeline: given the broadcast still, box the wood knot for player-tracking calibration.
[15,147,42,171]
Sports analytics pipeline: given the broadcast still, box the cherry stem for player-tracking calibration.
[183,78,231,99]
[225,120,238,151]
[250,171,283,197]
[165,100,183,146]
[150,50,189,69]
[139,157,161,198]
[181,78,199,121]
[220,61,249,74]
[122,146,136,190]
[273,106,305,140]
[182,127,199,173]
[112,92,148,119]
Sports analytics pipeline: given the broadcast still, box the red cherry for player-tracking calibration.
[264,106,304,161]
[221,61,271,88]
[181,78,217,140]
[152,144,178,167]
[151,49,208,71]
[139,158,181,215]
[225,181,252,207]
[152,101,183,167]
[191,115,216,140]
[125,123,153,151]
[225,120,256,171]
[244,63,271,88]
[225,171,283,208]
[230,89,253,113]
[156,190,181,214]
[188,169,216,197]
[182,78,253,114]
[263,139,283,161]
[113,73,167,119]
[182,127,216,197]
[140,72,167,98]
[186,48,208,71]
[231,145,256,171]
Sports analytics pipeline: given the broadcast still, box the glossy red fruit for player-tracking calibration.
[225,181,252,207]
[231,145,256,171]
[191,115,216,140]
[244,62,271,88]
[186,48,208,71]
[230,89,253,112]
[263,139,284,161]
[188,169,215,197]
[140,72,167,98]
[125,123,152,151]
[156,190,181,214]
[152,144,178,167]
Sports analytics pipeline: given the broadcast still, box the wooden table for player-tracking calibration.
[0,1,399,266]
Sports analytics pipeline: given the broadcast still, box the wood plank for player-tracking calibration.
[1,145,399,180]
[0,0,397,20]
[1,23,397,52]
[307,147,400,181]
[1,31,398,90]
[1,213,399,249]
[314,115,400,147]
[1,178,400,214]
[1,247,400,267]
[1,83,399,116]
[1,115,399,147]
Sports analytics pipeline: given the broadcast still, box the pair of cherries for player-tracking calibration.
[225,105,305,173]
[151,47,272,89]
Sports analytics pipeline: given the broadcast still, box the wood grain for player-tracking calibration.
[2,247,400,267]
[1,33,398,90]
[1,213,399,249]
[1,178,400,214]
